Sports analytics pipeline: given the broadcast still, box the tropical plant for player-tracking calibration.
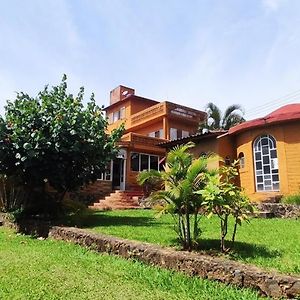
[137,142,215,251]
[200,102,245,131]
[0,75,124,216]
[197,160,254,252]
[136,169,162,198]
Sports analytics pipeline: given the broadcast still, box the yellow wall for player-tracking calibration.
[235,121,300,201]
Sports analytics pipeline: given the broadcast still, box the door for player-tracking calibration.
[112,158,126,190]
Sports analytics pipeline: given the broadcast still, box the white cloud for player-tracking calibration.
[262,0,283,11]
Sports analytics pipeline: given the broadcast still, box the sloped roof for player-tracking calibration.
[158,130,227,148]
[228,103,300,135]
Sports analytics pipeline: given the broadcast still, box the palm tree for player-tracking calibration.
[200,102,245,131]
[137,142,216,251]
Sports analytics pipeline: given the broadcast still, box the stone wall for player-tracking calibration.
[256,203,300,218]
[49,226,300,299]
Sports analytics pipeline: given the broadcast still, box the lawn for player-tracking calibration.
[69,209,300,275]
[0,227,263,300]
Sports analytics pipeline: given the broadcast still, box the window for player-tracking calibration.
[170,128,177,140]
[130,152,159,171]
[182,130,189,138]
[148,129,163,138]
[238,152,245,169]
[99,163,112,181]
[253,134,279,191]
[111,107,125,123]
[131,153,139,171]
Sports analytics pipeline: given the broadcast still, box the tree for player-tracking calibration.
[137,142,215,251]
[197,160,254,252]
[0,75,123,215]
[200,102,245,131]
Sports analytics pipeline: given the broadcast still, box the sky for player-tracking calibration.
[1,0,300,119]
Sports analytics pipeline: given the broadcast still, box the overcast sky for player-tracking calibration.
[1,0,300,119]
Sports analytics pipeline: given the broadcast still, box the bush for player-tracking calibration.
[282,194,300,205]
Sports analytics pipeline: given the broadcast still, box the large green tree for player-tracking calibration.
[200,102,245,131]
[0,75,123,214]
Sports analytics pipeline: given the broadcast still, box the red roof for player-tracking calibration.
[228,103,300,135]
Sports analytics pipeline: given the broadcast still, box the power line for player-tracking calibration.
[244,89,300,119]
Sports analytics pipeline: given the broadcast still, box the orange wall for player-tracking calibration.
[130,99,157,115]
[235,121,300,201]
[168,119,199,135]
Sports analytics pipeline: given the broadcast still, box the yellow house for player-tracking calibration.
[163,104,300,202]
[227,103,300,201]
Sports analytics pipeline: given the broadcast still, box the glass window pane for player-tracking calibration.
[264,180,271,186]
[272,175,279,181]
[263,166,271,174]
[257,184,264,191]
[257,176,263,183]
[261,138,268,146]
[263,156,270,164]
[150,156,158,170]
[262,146,269,155]
[273,183,279,190]
[141,154,149,171]
[131,153,139,171]
[270,150,277,159]
[255,152,261,160]
[256,161,262,170]
[170,128,177,140]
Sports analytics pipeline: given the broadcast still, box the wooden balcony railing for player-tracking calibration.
[128,102,205,129]
[130,102,166,126]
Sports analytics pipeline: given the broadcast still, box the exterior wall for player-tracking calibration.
[134,121,164,137]
[168,119,199,136]
[235,121,300,201]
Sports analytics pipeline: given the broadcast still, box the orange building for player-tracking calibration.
[161,104,300,202]
[103,85,206,191]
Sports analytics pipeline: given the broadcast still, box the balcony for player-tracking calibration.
[129,101,205,129]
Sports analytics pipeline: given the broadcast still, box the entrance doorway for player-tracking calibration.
[112,158,126,190]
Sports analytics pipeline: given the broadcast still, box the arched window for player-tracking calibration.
[238,152,245,169]
[253,134,279,191]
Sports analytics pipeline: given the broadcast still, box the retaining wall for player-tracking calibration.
[49,226,300,299]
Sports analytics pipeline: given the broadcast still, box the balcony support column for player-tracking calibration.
[163,117,169,140]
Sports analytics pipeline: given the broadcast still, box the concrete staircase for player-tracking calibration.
[88,190,144,211]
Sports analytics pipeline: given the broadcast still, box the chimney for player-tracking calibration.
[110,85,135,105]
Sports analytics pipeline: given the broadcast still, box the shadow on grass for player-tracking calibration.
[64,211,161,228]
[196,238,281,260]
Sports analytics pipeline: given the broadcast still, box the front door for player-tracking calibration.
[112,158,126,190]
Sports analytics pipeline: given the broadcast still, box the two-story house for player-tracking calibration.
[88,85,206,209]
[105,85,206,191]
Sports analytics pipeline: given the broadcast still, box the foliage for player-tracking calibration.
[0,75,123,215]
[282,193,300,205]
[197,160,254,252]
[200,102,245,131]
[137,169,162,198]
[138,142,215,251]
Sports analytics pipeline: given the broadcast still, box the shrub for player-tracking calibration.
[282,194,300,205]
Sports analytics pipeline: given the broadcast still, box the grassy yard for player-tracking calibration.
[0,227,263,300]
[68,209,300,275]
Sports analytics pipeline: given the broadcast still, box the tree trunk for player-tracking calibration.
[185,202,191,251]
[220,215,228,252]
[232,217,238,245]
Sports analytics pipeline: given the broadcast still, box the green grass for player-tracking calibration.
[0,227,263,300]
[69,209,300,275]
